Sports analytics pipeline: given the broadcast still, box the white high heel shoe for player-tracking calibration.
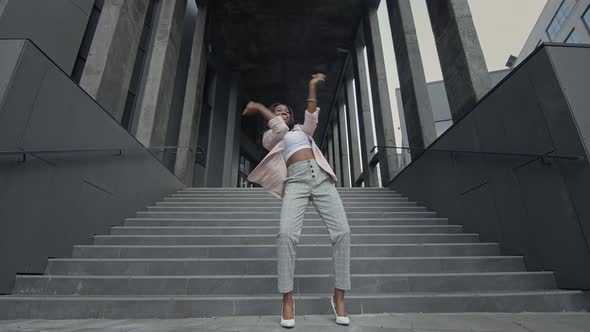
[280,298,295,328]
[331,296,350,326]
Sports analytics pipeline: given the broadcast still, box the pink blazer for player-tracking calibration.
[247,110,337,198]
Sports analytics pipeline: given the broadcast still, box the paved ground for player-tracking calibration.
[1,313,590,332]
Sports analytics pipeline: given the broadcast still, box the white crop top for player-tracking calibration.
[282,130,312,160]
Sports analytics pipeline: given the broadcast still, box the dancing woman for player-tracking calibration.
[242,73,351,328]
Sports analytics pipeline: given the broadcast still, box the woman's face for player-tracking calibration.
[273,104,291,124]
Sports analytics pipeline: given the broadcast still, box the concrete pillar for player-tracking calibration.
[80,0,149,122]
[222,73,240,187]
[134,0,186,151]
[344,76,363,186]
[332,119,342,186]
[174,5,207,185]
[229,123,241,187]
[352,31,378,187]
[203,73,230,187]
[363,3,399,184]
[426,0,491,121]
[338,100,352,187]
[328,136,334,169]
[386,0,437,159]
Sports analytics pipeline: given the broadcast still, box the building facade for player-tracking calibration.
[516,0,590,65]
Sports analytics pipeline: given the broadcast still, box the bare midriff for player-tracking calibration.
[286,148,315,167]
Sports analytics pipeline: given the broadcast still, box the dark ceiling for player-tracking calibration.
[206,0,372,145]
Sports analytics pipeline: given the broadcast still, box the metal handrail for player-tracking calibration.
[0,146,204,163]
[370,146,584,161]
[0,146,204,155]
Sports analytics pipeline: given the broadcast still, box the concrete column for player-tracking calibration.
[386,0,437,159]
[352,32,378,187]
[203,73,230,187]
[363,3,399,184]
[332,118,342,186]
[344,76,363,186]
[229,125,241,187]
[338,100,352,187]
[174,5,207,185]
[222,73,240,187]
[80,0,149,122]
[328,136,334,168]
[426,0,491,121]
[134,0,186,151]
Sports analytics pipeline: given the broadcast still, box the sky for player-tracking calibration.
[375,0,548,145]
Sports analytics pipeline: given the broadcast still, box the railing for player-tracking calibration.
[370,146,584,161]
[0,146,204,164]
[356,146,586,188]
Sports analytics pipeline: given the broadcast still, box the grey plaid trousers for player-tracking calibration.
[277,159,351,293]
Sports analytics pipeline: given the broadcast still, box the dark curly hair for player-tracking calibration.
[266,103,295,131]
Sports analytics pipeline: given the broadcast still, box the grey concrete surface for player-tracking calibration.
[362,4,400,183]
[1,313,590,331]
[386,0,437,159]
[79,0,149,122]
[390,45,590,289]
[0,39,183,294]
[344,77,363,185]
[352,29,378,187]
[425,0,491,121]
[173,5,207,185]
[134,0,186,150]
[338,100,352,187]
[0,0,93,73]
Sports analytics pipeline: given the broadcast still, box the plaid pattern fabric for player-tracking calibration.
[277,159,351,293]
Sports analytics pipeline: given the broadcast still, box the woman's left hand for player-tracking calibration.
[310,73,326,86]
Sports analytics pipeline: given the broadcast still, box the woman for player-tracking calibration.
[242,73,351,328]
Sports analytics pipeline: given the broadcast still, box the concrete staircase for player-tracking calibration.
[1,187,588,319]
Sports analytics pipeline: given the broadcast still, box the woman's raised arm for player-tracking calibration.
[306,73,326,115]
[242,101,288,151]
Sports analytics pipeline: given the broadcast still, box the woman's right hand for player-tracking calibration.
[242,101,261,117]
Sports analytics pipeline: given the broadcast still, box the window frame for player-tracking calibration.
[546,0,578,41]
[565,27,581,43]
[583,5,590,34]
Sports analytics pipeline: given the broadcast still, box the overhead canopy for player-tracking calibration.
[205,0,380,143]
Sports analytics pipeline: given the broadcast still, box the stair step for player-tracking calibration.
[1,291,588,319]
[170,193,405,198]
[123,217,450,227]
[155,201,419,207]
[13,272,556,296]
[45,256,525,275]
[163,197,410,202]
[109,225,463,235]
[148,206,425,212]
[5,187,587,319]
[181,188,395,192]
[72,243,501,259]
[135,211,438,219]
[93,233,480,245]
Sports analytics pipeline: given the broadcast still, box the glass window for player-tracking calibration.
[547,0,577,40]
[583,6,590,31]
[565,28,581,43]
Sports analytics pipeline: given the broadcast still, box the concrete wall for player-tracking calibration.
[0,0,94,73]
[397,69,510,167]
[389,45,590,289]
[0,40,184,293]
